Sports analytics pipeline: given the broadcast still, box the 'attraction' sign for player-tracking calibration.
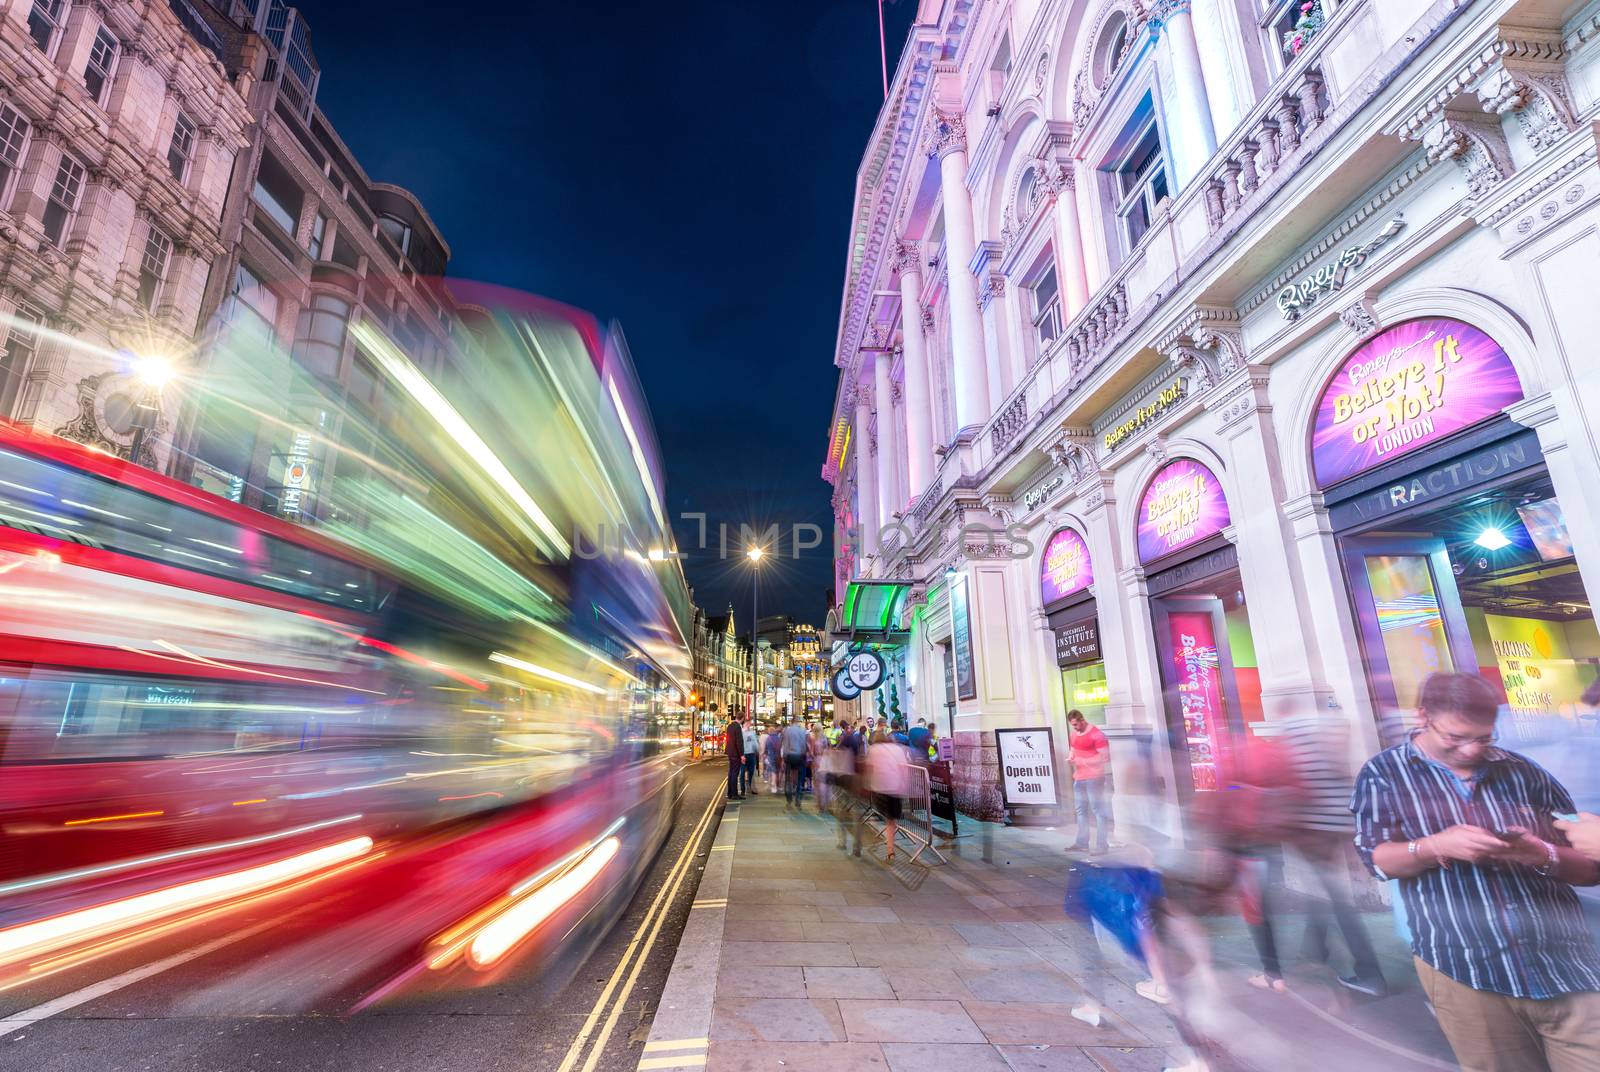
[1311,318,1523,488]
[994,726,1060,807]
[1040,528,1093,606]
[1137,458,1231,563]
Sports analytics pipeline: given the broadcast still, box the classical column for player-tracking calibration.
[872,352,901,522]
[1152,1,1216,186]
[1051,165,1090,314]
[852,382,879,561]
[924,109,991,431]
[893,243,935,500]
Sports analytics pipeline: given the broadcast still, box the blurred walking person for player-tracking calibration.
[1351,672,1600,1072]
[1069,710,1112,854]
[741,716,759,796]
[779,716,808,811]
[865,727,912,864]
[764,722,782,794]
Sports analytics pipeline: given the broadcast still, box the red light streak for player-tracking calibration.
[437,792,504,802]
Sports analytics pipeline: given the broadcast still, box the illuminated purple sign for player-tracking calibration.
[1137,458,1230,563]
[1040,528,1093,606]
[1311,318,1523,488]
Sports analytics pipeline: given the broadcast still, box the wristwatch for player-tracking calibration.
[1534,838,1560,877]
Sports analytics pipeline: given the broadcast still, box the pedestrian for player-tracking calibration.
[1068,710,1112,854]
[864,726,912,864]
[780,716,808,810]
[725,712,744,801]
[741,716,759,796]
[1351,671,1600,1072]
[805,721,824,807]
[764,722,782,794]
[907,718,930,760]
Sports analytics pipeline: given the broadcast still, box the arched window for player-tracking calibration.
[291,293,350,381]
[1091,13,1130,90]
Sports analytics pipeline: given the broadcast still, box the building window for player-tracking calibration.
[138,227,172,311]
[41,154,85,249]
[1266,0,1333,62]
[1109,118,1168,251]
[307,212,326,259]
[83,27,119,105]
[377,214,411,257]
[291,293,350,381]
[27,0,66,55]
[224,261,280,336]
[167,113,195,183]
[1091,12,1130,90]
[0,301,45,416]
[1026,258,1063,349]
[250,152,303,237]
[0,105,32,209]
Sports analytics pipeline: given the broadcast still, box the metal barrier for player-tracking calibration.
[849,763,947,866]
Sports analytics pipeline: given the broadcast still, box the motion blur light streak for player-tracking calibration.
[0,815,365,897]
[489,651,609,695]
[0,836,374,968]
[62,810,164,826]
[349,320,570,560]
[466,836,621,969]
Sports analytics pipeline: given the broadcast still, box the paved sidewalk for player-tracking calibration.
[640,786,1460,1072]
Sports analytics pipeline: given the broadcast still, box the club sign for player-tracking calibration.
[831,666,861,700]
[845,650,885,691]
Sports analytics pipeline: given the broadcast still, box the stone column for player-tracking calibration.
[894,243,936,501]
[924,109,991,432]
[872,353,901,521]
[1052,167,1090,314]
[1207,369,1332,719]
[852,383,879,561]
[1153,1,1217,186]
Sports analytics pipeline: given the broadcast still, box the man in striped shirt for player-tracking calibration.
[1351,672,1600,1071]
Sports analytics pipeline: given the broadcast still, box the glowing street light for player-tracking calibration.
[126,353,177,466]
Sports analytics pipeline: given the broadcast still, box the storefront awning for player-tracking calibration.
[833,580,912,648]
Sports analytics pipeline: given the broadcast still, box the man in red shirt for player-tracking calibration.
[1068,710,1112,853]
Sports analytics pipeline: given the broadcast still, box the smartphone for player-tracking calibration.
[1491,829,1521,842]
[1553,811,1580,823]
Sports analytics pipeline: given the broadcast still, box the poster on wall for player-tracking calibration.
[1311,318,1524,488]
[1040,528,1094,606]
[950,573,977,701]
[1137,459,1231,563]
[1484,613,1599,739]
[994,726,1060,807]
[1167,610,1226,792]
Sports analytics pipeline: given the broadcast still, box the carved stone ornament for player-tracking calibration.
[1144,436,1168,464]
[1033,51,1049,95]
[892,240,922,277]
[1422,111,1513,202]
[1338,297,1381,340]
[1047,431,1097,483]
[1477,62,1576,155]
[53,371,165,466]
[919,305,935,333]
[1165,323,1244,393]
[922,108,967,161]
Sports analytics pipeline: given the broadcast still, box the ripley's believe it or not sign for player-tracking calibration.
[1040,528,1093,606]
[1137,458,1231,563]
[1311,318,1524,488]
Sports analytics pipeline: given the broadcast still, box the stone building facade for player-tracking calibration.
[826,0,1600,824]
[0,0,249,464]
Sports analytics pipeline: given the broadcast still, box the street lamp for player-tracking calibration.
[126,354,175,466]
[747,544,765,722]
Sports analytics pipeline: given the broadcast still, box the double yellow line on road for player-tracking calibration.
[553,785,723,1072]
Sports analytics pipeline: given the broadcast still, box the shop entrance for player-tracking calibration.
[1341,467,1598,744]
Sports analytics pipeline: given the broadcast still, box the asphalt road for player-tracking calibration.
[0,759,728,1072]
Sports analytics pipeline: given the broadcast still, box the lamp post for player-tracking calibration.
[747,545,764,722]
[126,354,175,467]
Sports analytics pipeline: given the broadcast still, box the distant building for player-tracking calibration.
[690,602,750,732]
[0,0,251,463]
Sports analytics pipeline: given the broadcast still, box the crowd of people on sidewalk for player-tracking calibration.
[721,710,939,863]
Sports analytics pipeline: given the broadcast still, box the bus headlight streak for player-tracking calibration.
[489,651,608,695]
[467,836,619,969]
[0,835,373,967]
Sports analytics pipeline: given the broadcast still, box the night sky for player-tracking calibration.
[295,0,918,627]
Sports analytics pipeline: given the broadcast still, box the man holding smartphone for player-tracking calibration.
[1351,672,1600,1071]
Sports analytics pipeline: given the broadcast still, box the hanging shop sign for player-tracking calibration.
[1054,619,1101,667]
[1136,458,1231,563]
[994,726,1060,807]
[950,573,977,701]
[1311,317,1524,488]
[830,666,861,700]
[279,430,315,517]
[1277,217,1405,320]
[1024,473,1065,512]
[845,650,885,691]
[1166,610,1225,793]
[1094,367,1190,454]
[1040,528,1094,606]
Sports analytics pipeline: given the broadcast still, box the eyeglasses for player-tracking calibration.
[1431,727,1498,748]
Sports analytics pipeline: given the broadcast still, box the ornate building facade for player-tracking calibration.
[0,0,250,463]
[826,0,1600,822]
[691,603,751,726]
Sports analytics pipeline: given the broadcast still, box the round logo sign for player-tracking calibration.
[845,650,885,691]
[830,667,861,700]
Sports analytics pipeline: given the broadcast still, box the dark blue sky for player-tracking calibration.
[295,0,918,625]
